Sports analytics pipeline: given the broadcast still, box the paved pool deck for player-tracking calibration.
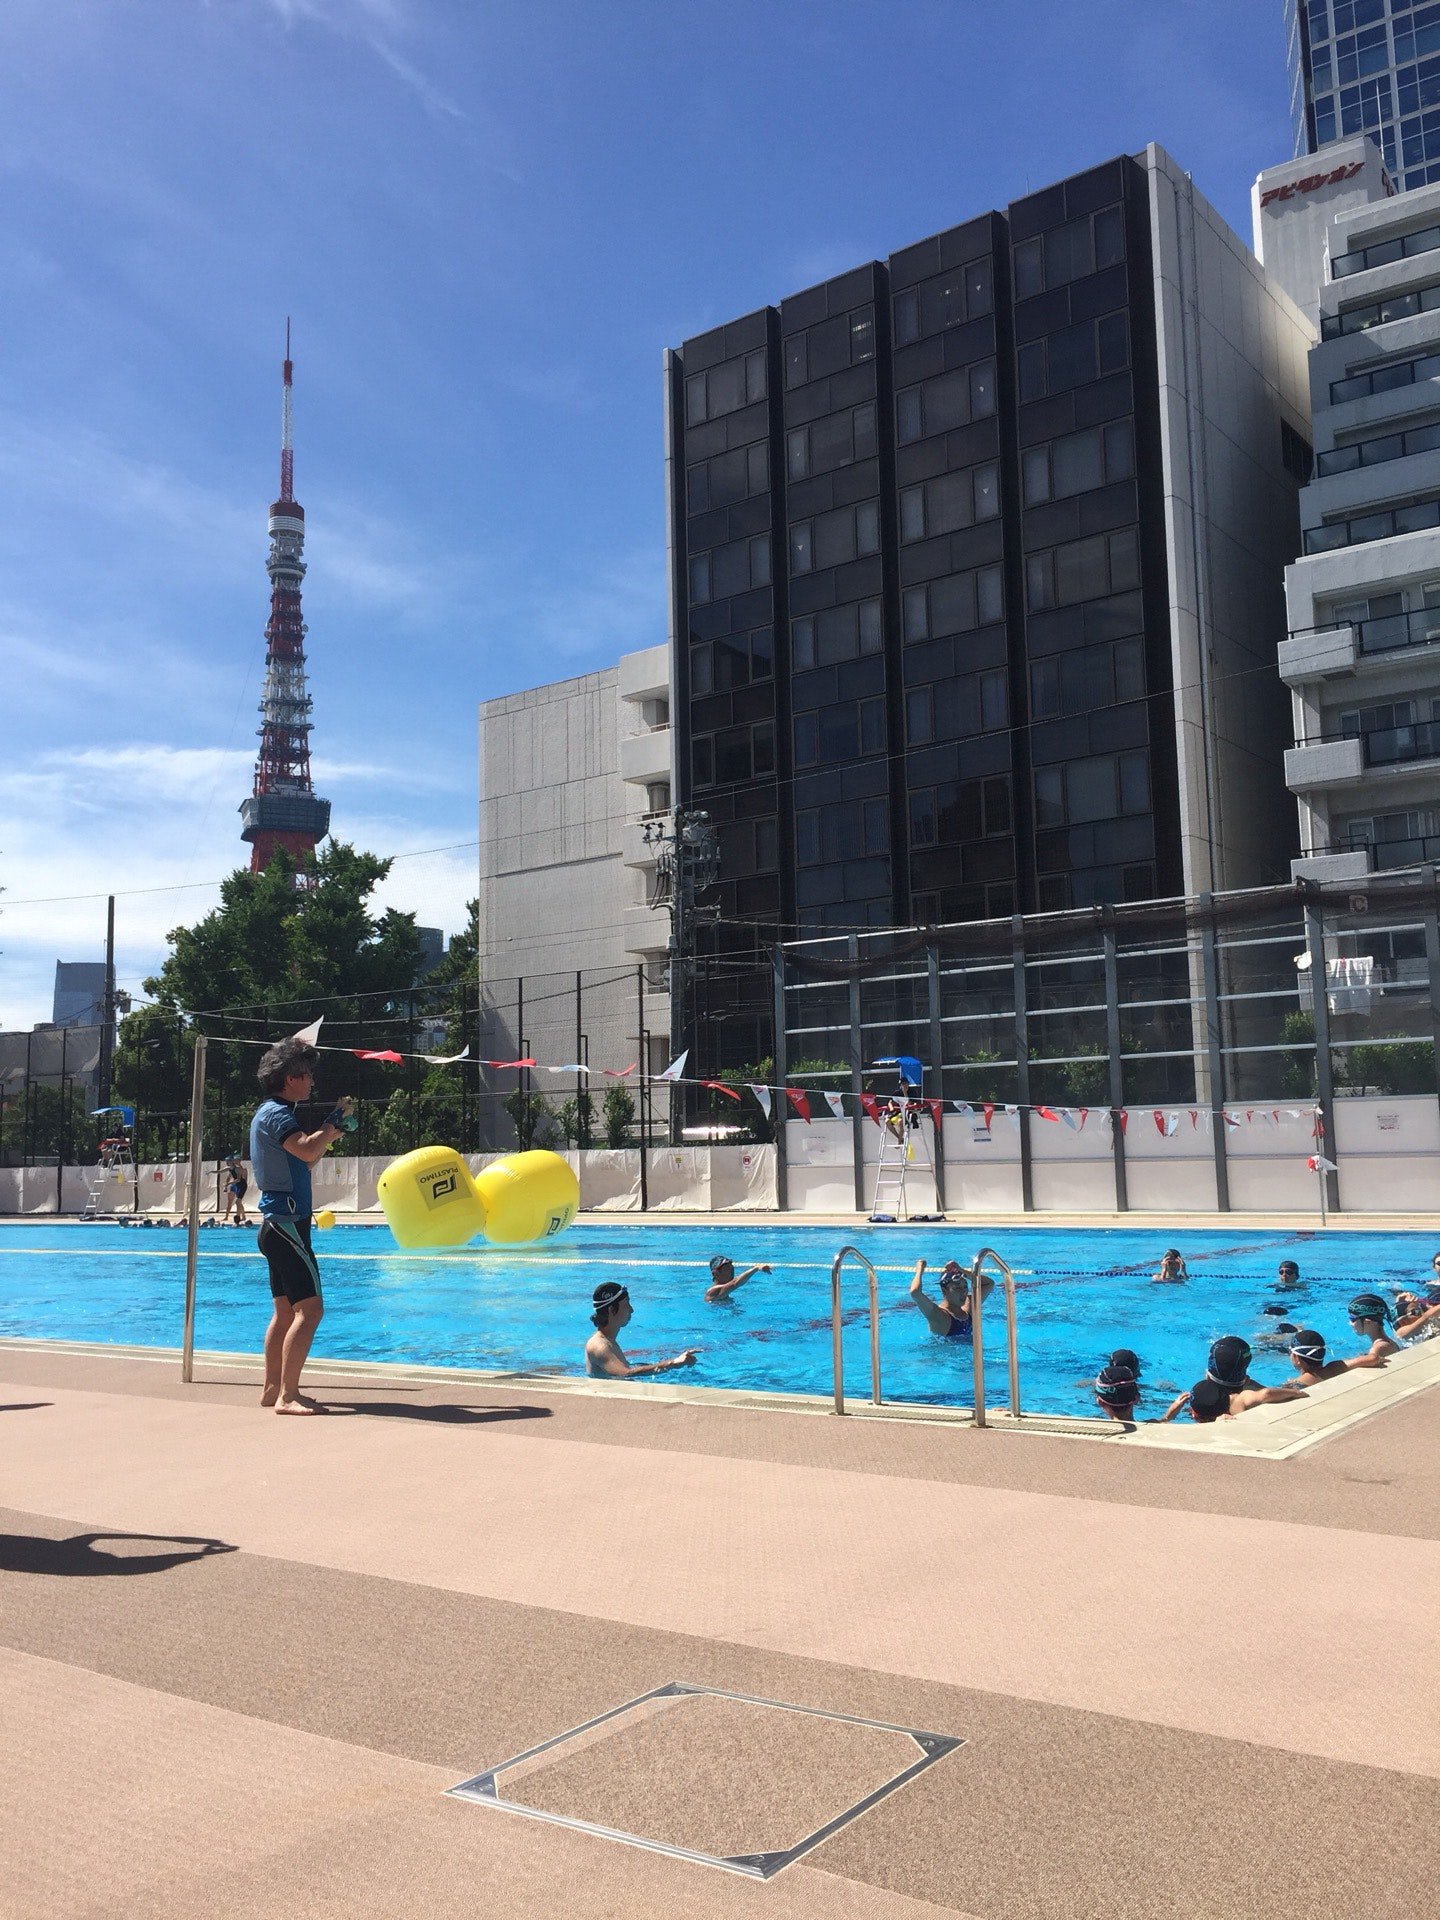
[2,1336,1436,1919]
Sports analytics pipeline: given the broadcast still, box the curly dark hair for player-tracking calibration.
[257,1038,319,1096]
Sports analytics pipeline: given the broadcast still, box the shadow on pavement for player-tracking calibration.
[0,1403,52,1414]
[316,1400,553,1425]
[0,1529,239,1577]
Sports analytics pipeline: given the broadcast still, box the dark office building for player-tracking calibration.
[664,146,1313,1070]
[1287,0,1440,189]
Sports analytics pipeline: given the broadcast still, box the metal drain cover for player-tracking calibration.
[448,1681,962,1879]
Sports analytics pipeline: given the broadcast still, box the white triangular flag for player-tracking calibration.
[292,1018,324,1046]
[1308,1153,1338,1173]
[749,1084,772,1117]
[657,1049,689,1082]
[823,1091,846,1120]
[421,1044,470,1066]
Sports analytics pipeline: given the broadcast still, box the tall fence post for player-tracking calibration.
[636,964,649,1211]
[1198,895,1231,1211]
[181,1035,208,1383]
[848,934,867,1214]
[772,945,789,1213]
[1011,917,1033,1212]
[926,942,948,1215]
[1423,867,1440,1116]
[1101,911,1128,1212]
[1303,886,1340,1214]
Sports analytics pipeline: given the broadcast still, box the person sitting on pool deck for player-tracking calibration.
[1286,1328,1386,1386]
[1167,1378,1309,1423]
[908,1259,993,1337]
[1347,1293,1402,1363]
[704,1254,771,1303]
[1094,1361,1140,1421]
[585,1282,698,1379]
[1152,1248,1188,1284]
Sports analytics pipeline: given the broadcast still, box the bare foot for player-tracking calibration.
[260,1386,279,1407]
[274,1396,324,1415]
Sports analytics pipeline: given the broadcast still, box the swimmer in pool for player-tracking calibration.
[908,1259,993,1337]
[704,1254,771,1303]
[1394,1290,1440,1339]
[1153,1248,1188,1284]
[1276,1259,1302,1288]
[1347,1293,1401,1362]
[1169,1378,1309,1423]
[584,1281,698,1380]
[1206,1335,1262,1392]
[1094,1361,1140,1422]
[1286,1328,1385,1386]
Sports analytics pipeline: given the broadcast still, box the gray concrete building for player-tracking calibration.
[1252,135,1395,325]
[1280,177,1440,882]
[476,646,674,1137]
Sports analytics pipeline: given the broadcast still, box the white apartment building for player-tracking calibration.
[1278,178,1440,882]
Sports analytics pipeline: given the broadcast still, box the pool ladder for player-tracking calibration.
[829,1243,1021,1426]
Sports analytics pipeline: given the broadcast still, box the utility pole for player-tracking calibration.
[643,808,719,1141]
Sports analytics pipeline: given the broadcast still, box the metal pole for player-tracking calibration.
[1421,868,1440,1118]
[1303,888,1340,1214]
[926,943,947,1215]
[1102,913,1128,1212]
[1011,916,1033,1212]
[575,970,584,1141]
[847,934,866,1212]
[829,1245,882,1415]
[1005,1271,1021,1419]
[98,892,116,1110]
[636,965,649,1211]
[970,1252,987,1429]
[181,1035,207,1383]
[772,945,788,1213]
[1198,895,1231,1211]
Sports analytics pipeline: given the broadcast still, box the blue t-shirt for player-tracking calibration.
[249,1099,312,1219]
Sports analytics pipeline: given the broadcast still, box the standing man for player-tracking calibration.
[249,1038,353,1415]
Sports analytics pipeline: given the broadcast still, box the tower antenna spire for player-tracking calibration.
[240,325,331,875]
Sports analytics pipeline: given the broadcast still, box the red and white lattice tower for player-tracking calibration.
[239,322,331,873]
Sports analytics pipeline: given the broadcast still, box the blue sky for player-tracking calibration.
[0,0,1292,1028]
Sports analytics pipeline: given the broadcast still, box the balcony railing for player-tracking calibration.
[1362,718,1440,767]
[1316,417,1440,477]
[1329,344,1440,405]
[1304,496,1440,554]
[1321,279,1440,340]
[1290,605,1440,658]
[1332,219,1440,280]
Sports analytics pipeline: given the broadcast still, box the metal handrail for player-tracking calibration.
[968,1246,1020,1429]
[830,1245,882,1415]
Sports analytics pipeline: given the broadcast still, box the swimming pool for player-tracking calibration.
[2,1221,1431,1418]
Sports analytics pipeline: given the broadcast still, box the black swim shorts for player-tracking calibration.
[257,1215,321,1306]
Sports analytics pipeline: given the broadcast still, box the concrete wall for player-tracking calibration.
[1145,144,1314,897]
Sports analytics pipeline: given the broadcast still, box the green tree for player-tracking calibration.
[114,843,427,1141]
[602,1083,635,1148]
[503,1087,555,1150]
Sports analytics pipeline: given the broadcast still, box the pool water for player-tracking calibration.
[1,1221,1431,1419]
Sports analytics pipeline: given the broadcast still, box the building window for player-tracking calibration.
[689,536,770,604]
[690,627,774,696]
[1033,750,1150,827]
[794,797,889,865]
[691,720,775,791]
[793,697,887,767]
[686,439,769,514]
[1280,420,1314,483]
[791,598,883,670]
[784,304,876,389]
[1021,420,1134,505]
[645,782,671,814]
[895,359,996,444]
[1013,205,1126,301]
[1025,527,1140,611]
[903,564,1005,641]
[1029,636,1145,719]
[788,501,881,575]
[905,669,1008,746]
[1017,312,1129,402]
[685,350,767,426]
[893,254,994,346]
[900,461,1001,542]
[786,402,878,481]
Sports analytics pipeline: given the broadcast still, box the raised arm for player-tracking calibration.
[282,1097,354,1167]
[1158,1391,1191,1422]
[908,1260,952,1335]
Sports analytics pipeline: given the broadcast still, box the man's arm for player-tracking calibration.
[1342,1351,1387,1370]
[1396,1301,1440,1337]
[908,1260,952,1334]
[282,1098,354,1167]
[1158,1391,1191,1422]
[1237,1386,1308,1411]
[711,1264,770,1299]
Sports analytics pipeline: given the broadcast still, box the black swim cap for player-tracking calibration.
[1289,1329,1326,1362]
[592,1281,629,1310]
[708,1255,729,1278]
[1095,1363,1139,1409]
[1348,1292,1391,1326]
[1110,1347,1141,1375]
[1190,1379,1230,1422]
[1207,1336,1253,1388]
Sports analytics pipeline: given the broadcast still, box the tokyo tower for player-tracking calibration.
[239,322,331,872]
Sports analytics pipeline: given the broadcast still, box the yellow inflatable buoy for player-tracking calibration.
[314,1208,337,1230]
[472,1150,580,1246]
[376,1146,579,1249]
